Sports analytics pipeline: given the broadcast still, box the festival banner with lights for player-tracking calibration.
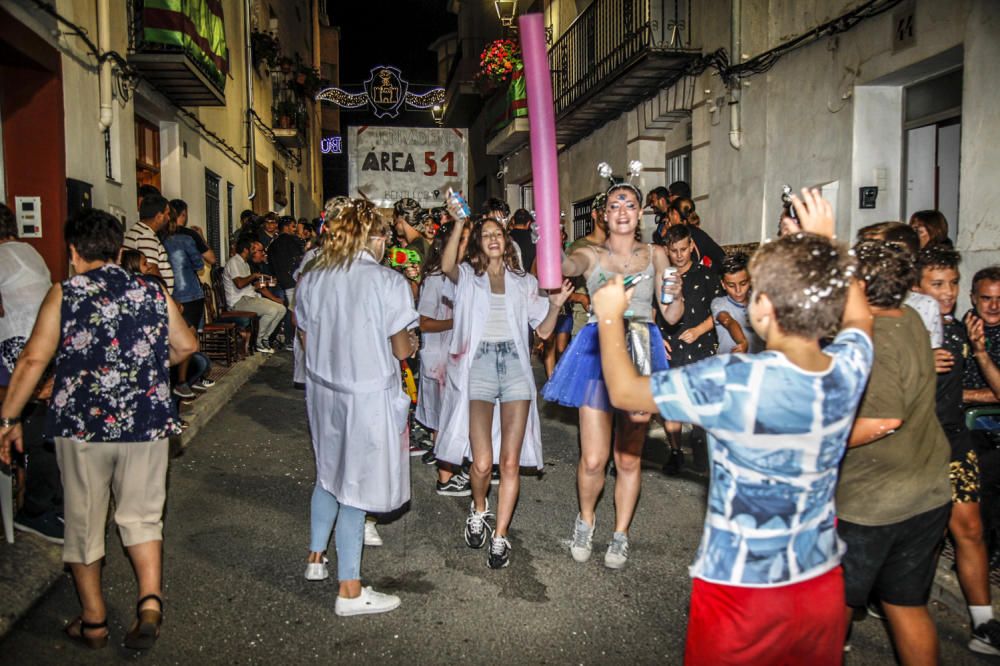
[316,66,445,119]
[347,126,468,208]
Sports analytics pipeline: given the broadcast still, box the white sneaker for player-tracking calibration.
[334,586,401,617]
[604,531,630,569]
[364,521,383,547]
[570,514,594,563]
[304,556,329,581]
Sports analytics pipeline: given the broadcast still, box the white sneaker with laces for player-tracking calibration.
[570,514,595,563]
[604,531,630,569]
[364,521,383,547]
[334,586,401,617]
[304,556,329,581]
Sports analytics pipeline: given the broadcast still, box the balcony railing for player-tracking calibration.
[546,0,697,146]
[271,71,307,147]
[127,0,228,106]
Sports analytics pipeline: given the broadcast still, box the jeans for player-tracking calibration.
[310,485,365,581]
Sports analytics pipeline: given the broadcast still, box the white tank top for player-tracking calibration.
[481,292,513,341]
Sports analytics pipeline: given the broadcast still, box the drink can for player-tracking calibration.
[661,267,678,304]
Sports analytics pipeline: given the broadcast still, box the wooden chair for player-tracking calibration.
[210,266,260,352]
[199,283,239,365]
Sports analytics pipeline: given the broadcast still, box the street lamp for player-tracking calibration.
[431,104,444,125]
[495,0,517,27]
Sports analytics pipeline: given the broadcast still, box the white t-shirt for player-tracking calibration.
[0,241,51,341]
[904,290,943,348]
[222,253,258,307]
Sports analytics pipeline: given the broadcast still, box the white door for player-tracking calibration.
[905,125,936,219]
[937,122,961,234]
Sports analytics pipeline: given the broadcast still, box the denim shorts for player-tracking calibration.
[468,340,532,403]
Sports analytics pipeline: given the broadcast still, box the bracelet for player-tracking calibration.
[0,416,20,427]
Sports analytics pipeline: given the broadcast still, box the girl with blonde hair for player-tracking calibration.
[295,199,419,616]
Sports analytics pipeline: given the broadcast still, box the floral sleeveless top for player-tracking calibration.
[46,264,179,442]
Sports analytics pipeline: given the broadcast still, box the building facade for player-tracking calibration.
[0,0,327,280]
[445,0,999,299]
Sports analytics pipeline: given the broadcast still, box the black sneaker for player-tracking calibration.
[421,450,437,465]
[490,467,500,485]
[488,535,511,569]
[464,500,493,549]
[436,473,471,497]
[13,511,64,544]
[172,383,195,399]
[663,448,684,476]
[971,619,1000,656]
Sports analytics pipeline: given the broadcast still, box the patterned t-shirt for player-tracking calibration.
[650,328,874,587]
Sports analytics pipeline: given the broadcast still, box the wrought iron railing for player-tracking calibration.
[548,0,693,115]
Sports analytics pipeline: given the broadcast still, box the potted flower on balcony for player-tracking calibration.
[250,30,281,71]
[291,59,325,99]
[477,38,522,94]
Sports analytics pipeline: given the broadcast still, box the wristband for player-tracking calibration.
[0,417,20,427]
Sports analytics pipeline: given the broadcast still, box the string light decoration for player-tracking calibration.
[316,65,445,119]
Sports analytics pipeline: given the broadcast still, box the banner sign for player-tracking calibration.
[347,126,468,208]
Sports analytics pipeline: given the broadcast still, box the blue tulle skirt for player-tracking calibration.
[541,322,669,412]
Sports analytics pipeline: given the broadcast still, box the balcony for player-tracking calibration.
[548,0,699,148]
[271,72,307,148]
[127,0,228,106]
[485,74,529,155]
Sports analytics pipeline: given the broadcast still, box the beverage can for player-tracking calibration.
[447,188,471,220]
[661,267,678,304]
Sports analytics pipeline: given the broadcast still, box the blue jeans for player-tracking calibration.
[310,485,365,581]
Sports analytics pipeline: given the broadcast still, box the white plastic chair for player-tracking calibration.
[0,467,13,543]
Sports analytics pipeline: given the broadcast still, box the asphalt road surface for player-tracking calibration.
[0,355,991,664]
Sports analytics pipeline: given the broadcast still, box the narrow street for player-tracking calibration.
[0,356,990,664]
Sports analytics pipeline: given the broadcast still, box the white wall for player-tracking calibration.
[850,86,904,238]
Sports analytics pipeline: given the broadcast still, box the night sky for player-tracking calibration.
[322,1,457,198]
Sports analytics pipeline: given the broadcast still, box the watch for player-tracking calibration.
[0,417,20,427]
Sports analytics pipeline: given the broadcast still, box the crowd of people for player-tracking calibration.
[3,168,1000,663]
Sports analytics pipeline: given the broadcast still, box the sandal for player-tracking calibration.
[123,593,162,650]
[65,616,109,649]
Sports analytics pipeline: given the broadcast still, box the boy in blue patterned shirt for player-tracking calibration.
[592,190,873,665]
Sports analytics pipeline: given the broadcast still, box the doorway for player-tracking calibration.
[903,68,961,236]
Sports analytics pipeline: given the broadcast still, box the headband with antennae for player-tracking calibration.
[597,161,644,202]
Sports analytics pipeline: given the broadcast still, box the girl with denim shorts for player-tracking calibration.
[435,216,572,569]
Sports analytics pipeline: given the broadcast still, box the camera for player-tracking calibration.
[781,185,797,221]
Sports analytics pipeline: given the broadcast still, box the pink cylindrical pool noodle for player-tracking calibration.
[519,13,562,290]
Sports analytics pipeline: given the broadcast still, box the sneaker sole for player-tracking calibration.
[604,557,628,570]
[408,450,426,457]
[436,487,472,497]
[13,523,64,545]
[969,638,1000,656]
[363,539,383,547]
[570,547,592,563]
[334,598,401,617]
[487,558,510,569]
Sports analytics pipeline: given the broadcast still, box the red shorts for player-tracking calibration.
[685,566,847,666]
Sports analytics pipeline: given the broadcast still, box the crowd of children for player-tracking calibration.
[290,177,1000,664]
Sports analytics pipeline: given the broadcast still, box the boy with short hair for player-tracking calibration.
[914,246,1000,654]
[711,252,764,354]
[593,190,874,663]
[837,240,951,664]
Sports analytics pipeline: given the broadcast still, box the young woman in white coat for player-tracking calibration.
[295,199,419,615]
[436,215,572,569]
[542,182,684,569]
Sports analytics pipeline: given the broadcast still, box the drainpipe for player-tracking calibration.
[728,0,743,150]
[244,0,256,199]
[97,0,113,130]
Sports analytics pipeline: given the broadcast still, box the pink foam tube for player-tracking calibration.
[519,13,562,290]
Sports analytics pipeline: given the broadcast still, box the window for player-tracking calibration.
[520,183,534,211]
[226,181,235,252]
[135,118,161,190]
[666,149,691,186]
[205,169,221,260]
[573,196,597,240]
[252,161,269,214]
[273,162,287,208]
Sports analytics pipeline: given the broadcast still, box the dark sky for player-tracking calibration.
[327,0,455,94]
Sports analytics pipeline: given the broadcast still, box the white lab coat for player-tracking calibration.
[435,263,549,469]
[295,252,418,513]
[415,274,453,430]
[291,247,319,385]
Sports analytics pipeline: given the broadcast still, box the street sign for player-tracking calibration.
[347,126,468,208]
